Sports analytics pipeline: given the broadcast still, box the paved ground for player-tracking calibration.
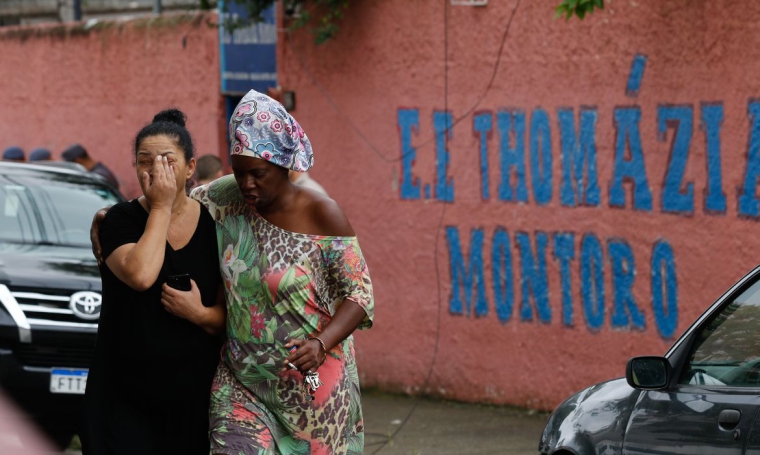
[362,391,548,455]
[58,391,548,454]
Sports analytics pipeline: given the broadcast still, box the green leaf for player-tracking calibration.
[231,306,251,343]
[261,327,275,343]
[236,271,257,295]
[261,279,273,304]
[277,267,297,295]
[272,268,311,315]
[230,0,355,44]
[288,287,311,311]
[555,0,603,20]
[208,175,242,207]
[258,249,269,271]
[254,362,278,381]
[272,300,290,317]
[276,436,310,455]
[288,326,310,340]
[234,359,278,384]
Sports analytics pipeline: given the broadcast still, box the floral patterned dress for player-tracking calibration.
[191,176,374,455]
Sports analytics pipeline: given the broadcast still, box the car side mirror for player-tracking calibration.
[626,356,669,389]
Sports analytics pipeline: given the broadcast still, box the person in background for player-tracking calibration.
[81,109,225,455]
[2,146,25,162]
[194,154,225,187]
[28,148,51,162]
[289,169,328,196]
[62,143,120,190]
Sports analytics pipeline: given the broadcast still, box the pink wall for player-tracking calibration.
[278,0,760,409]
[6,1,760,411]
[0,12,224,199]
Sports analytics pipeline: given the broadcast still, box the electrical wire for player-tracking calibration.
[412,0,523,152]
[369,0,451,452]
[287,0,522,163]
[286,0,523,452]
[286,35,396,163]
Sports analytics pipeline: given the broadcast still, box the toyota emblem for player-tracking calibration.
[69,291,102,320]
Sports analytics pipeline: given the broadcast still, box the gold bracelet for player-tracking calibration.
[311,336,328,355]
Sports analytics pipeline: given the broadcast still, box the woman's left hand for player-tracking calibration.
[161,279,204,323]
[282,338,326,374]
[90,207,110,265]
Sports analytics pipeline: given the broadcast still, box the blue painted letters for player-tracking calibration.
[434,111,455,202]
[492,228,514,322]
[626,54,647,97]
[609,239,645,329]
[658,106,694,214]
[581,234,605,330]
[516,232,551,323]
[739,102,760,217]
[553,233,575,326]
[610,107,653,211]
[446,227,487,317]
[651,241,678,338]
[701,104,727,213]
[530,108,553,205]
[473,112,493,200]
[558,108,601,207]
[497,110,529,202]
[397,109,421,200]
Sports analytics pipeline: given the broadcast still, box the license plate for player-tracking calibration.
[50,368,88,394]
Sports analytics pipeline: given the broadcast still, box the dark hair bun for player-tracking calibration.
[152,109,186,128]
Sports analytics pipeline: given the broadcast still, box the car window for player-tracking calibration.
[679,278,760,387]
[29,180,121,247]
[0,184,43,243]
[1,173,121,247]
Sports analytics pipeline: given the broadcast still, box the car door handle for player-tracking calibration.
[718,409,741,430]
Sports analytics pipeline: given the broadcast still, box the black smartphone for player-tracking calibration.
[166,273,191,291]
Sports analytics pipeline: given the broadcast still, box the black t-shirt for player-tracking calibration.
[97,199,221,365]
[81,199,222,455]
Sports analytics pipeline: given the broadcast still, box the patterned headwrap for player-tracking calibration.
[229,90,314,172]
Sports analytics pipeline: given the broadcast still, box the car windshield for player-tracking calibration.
[0,172,121,247]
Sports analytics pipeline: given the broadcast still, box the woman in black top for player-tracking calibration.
[81,109,225,455]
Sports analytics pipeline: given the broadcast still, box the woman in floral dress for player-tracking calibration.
[192,90,374,455]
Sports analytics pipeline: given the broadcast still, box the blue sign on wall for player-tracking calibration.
[219,1,277,95]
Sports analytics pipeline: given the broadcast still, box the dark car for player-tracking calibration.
[539,264,760,455]
[0,162,123,447]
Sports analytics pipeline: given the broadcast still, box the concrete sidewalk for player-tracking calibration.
[362,391,548,455]
[60,391,549,454]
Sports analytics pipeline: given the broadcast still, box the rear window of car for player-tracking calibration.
[0,172,121,247]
